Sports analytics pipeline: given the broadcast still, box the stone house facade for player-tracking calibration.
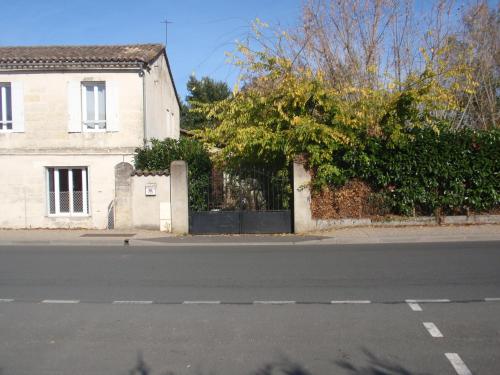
[0,44,180,229]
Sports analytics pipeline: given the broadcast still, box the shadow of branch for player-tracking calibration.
[128,354,313,375]
[127,349,431,375]
[335,348,432,375]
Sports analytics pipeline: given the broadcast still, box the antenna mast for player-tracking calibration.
[161,18,173,49]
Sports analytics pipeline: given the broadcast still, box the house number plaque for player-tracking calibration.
[145,183,157,196]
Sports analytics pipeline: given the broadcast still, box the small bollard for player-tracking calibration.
[124,239,130,246]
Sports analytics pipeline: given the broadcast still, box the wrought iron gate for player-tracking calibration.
[189,167,293,234]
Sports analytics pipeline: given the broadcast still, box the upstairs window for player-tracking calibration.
[82,82,106,131]
[0,83,12,131]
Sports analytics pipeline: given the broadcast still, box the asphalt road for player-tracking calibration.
[0,241,499,374]
[0,241,499,303]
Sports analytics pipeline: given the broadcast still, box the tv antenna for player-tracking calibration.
[161,18,174,48]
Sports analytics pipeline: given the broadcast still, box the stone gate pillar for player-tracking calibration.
[170,160,189,234]
[293,158,314,233]
[114,162,134,229]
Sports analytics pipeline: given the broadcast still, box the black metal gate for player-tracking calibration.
[189,168,292,234]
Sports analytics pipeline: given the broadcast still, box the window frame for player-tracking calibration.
[81,82,106,132]
[46,167,90,217]
[0,82,13,132]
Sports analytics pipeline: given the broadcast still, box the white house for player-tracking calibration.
[0,44,180,229]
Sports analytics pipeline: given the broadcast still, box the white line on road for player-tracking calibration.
[41,300,80,304]
[0,299,14,302]
[330,300,371,304]
[406,299,450,311]
[182,301,221,304]
[484,297,500,302]
[423,322,444,338]
[254,300,296,305]
[445,353,473,375]
[406,301,423,311]
[112,300,153,304]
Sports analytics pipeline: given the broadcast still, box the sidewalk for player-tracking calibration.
[0,224,499,246]
[309,224,500,245]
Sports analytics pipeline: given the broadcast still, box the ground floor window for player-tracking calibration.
[47,167,89,215]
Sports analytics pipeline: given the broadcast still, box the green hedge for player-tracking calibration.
[134,138,211,211]
[335,128,500,216]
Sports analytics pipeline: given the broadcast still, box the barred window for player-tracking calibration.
[47,167,89,215]
[0,83,12,131]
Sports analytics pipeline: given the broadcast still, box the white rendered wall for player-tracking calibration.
[144,54,180,140]
[0,71,144,152]
[0,154,133,229]
[131,175,171,230]
[0,64,179,229]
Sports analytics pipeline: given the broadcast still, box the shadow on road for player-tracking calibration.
[128,353,312,375]
[127,349,429,375]
[335,349,431,375]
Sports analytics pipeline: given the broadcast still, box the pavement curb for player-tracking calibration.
[1,236,500,247]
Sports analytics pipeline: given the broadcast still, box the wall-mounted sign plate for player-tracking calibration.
[145,183,157,196]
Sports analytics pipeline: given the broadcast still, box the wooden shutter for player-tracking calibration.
[11,82,25,133]
[67,80,82,133]
[106,80,119,132]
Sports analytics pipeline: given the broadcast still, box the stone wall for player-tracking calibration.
[131,173,171,230]
[0,71,144,152]
[144,54,180,141]
[113,161,186,232]
[0,154,133,229]
[292,160,500,233]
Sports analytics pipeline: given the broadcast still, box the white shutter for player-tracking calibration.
[106,80,119,132]
[11,82,25,133]
[67,80,82,133]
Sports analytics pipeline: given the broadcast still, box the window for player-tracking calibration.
[47,167,89,216]
[0,83,12,131]
[82,82,106,131]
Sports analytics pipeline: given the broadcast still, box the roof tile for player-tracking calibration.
[0,44,164,68]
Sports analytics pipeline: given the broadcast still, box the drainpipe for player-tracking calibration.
[140,68,147,146]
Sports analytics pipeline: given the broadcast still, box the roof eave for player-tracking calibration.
[0,61,146,72]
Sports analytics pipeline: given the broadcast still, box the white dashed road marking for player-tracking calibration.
[112,300,153,304]
[330,300,371,304]
[41,300,80,304]
[182,301,221,304]
[484,297,500,302]
[445,353,473,375]
[423,322,444,338]
[0,299,14,302]
[406,300,423,311]
[254,300,296,305]
[406,299,450,311]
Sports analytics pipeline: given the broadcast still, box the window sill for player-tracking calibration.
[47,214,91,218]
[82,124,107,133]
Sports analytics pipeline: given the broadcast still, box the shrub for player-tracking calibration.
[336,127,500,216]
[135,138,212,211]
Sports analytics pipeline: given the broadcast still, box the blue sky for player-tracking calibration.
[1,1,494,100]
[0,0,302,100]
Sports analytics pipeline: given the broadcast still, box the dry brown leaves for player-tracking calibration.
[311,179,375,219]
